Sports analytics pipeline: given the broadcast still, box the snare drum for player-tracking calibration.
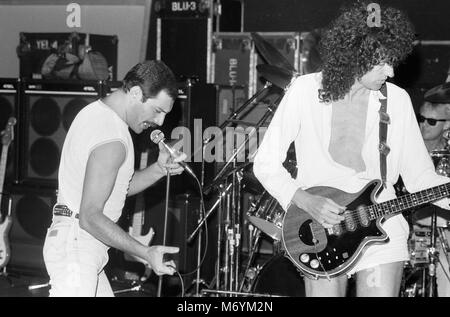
[246,191,284,241]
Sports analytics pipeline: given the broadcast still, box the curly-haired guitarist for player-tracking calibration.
[254,2,450,296]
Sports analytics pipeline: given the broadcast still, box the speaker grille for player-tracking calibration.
[15,192,53,241]
[6,185,57,273]
[19,80,101,186]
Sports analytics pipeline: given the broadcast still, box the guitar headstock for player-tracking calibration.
[1,117,17,147]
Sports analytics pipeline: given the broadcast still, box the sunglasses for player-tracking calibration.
[418,114,448,126]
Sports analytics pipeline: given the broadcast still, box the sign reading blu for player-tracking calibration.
[171,1,197,12]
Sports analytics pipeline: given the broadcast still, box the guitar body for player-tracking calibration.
[124,150,153,280]
[282,180,391,278]
[0,215,12,269]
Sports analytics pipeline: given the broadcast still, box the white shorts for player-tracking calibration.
[346,214,410,276]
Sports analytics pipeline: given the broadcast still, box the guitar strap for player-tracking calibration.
[378,83,390,188]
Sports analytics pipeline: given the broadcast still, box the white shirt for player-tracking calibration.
[254,72,450,212]
[57,100,135,222]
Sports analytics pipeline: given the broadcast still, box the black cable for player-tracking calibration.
[180,176,208,277]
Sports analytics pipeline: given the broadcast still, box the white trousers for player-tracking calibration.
[43,216,113,297]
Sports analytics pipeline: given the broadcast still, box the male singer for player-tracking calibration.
[43,61,187,296]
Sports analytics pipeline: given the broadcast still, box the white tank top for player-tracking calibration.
[57,100,134,222]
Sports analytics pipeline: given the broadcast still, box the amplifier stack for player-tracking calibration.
[0,78,121,273]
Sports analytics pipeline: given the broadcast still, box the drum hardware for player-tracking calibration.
[185,88,276,296]
[251,32,298,74]
[238,226,262,293]
[192,37,297,295]
[197,90,281,296]
[246,191,284,241]
[401,149,450,297]
[427,149,450,296]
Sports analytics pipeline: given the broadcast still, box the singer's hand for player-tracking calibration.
[156,142,186,175]
[144,245,179,276]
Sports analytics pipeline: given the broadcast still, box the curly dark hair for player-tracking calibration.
[318,1,415,102]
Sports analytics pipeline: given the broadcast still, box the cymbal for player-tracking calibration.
[256,64,298,90]
[424,82,450,103]
[251,32,297,73]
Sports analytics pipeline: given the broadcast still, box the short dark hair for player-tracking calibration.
[319,1,415,102]
[122,60,178,101]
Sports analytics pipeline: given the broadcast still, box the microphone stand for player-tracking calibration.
[156,169,171,297]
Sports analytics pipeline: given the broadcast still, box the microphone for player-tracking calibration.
[150,129,196,178]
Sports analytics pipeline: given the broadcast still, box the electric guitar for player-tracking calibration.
[126,150,154,279]
[282,179,450,279]
[0,117,17,270]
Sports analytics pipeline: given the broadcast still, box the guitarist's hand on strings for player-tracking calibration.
[292,189,345,228]
[144,245,179,275]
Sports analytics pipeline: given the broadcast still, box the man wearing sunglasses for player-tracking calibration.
[419,86,450,153]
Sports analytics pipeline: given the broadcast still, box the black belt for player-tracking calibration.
[53,204,79,219]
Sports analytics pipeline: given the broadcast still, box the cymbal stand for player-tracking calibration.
[427,207,438,297]
[215,186,224,294]
[222,155,243,295]
[233,167,243,292]
[223,181,231,291]
[437,227,450,273]
[238,226,261,293]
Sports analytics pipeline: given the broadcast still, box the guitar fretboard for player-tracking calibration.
[367,182,450,220]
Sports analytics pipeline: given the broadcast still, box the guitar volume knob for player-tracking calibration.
[300,253,310,263]
[310,259,319,269]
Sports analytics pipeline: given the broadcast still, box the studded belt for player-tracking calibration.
[53,204,79,219]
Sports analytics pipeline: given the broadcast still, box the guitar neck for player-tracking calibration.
[0,145,8,210]
[368,182,450,220]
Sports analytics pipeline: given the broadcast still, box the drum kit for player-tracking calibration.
[401,146,450,297]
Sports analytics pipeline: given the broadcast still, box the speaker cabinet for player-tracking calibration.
[5,185,57,273]
[144,194,199,273]
[0,78,20,185]
[18,79,102,187]
[157,17,212,82]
